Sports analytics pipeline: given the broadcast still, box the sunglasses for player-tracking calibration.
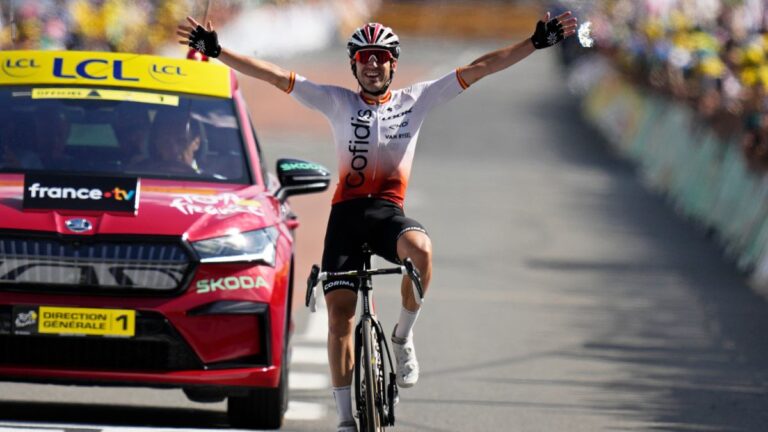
[354,49,394,64]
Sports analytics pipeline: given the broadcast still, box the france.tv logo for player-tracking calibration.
[27,183,135,201]
[23,174,140,213]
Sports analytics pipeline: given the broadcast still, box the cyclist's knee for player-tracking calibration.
[410,247,431,271]
[397,231,432,267]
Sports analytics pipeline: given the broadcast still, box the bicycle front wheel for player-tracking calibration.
[360,317,384,432]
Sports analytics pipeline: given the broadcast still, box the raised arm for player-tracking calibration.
[458,11,577,87]
[177,17,292,92]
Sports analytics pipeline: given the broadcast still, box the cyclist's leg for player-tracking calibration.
[396,229,432,311]
[366,201,431,315]
[326,289,358,387]
[367,202,429,387]
[322,200,366,429]
[327,289,358,431]
[392,230,429,387]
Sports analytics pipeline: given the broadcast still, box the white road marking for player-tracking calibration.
[282,292,331,421]
[288,371,329,391]
[292,346,328,365]
[0,427,67,432]
[284,400,327,421]
[0,424,258,432]
[295,295,327,343]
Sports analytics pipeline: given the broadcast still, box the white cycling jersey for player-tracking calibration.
[286,69,469,207]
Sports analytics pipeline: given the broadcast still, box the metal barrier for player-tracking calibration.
[578,60,768,294]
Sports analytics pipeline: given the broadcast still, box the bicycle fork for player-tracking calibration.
[356,282,398,427]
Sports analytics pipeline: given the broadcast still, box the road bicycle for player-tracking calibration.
[306,245,424,431]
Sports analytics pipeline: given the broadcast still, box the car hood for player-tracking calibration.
[0,176,280,241]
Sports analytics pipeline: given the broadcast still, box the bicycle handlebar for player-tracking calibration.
[402,258,424,305]
[305,258,424,312]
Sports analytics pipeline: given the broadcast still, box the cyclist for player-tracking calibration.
[179,11,577,431]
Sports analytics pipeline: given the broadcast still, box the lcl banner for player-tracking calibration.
[23,174,140,213]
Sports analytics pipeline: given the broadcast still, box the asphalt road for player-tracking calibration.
[4,40,768,431]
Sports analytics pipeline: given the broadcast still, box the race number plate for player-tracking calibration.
[12,306,136,337]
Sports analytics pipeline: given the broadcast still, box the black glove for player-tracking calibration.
[530,18,564,49]
[188,25,221,58]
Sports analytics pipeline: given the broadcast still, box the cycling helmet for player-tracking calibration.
[347,23,400,96]
[347,23,401,60]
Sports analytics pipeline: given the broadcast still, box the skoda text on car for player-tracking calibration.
[0,50,331,429]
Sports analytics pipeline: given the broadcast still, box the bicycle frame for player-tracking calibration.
[355,248,397,429]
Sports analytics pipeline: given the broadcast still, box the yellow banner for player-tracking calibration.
[38,306,136,337]
[0,51,231,98]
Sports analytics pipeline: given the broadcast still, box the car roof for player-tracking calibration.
[0,50,234,99]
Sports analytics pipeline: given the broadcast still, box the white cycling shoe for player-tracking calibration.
[391,325,419,388]
[337,420,357,432]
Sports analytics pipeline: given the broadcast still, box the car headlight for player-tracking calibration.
[192,226,279,265]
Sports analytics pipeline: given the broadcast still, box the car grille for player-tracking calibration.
[0,235,194,294]
[0,306,203,371]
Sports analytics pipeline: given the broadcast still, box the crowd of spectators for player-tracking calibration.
[0,0,275,53]
[563,0,768,172]
[0,0,379,56]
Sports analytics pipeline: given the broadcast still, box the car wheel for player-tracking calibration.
[227,360,288,430]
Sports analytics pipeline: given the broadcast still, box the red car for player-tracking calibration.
[0,50,330,429]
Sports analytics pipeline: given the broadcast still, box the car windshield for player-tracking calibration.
[0,86,251,184]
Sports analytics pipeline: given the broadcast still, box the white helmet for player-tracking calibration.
[347,23,400,59]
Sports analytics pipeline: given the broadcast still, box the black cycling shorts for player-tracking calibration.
[321,198,427,294]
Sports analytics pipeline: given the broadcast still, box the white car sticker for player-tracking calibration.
[170,193,265,216]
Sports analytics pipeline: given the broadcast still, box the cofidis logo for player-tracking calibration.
[23,174,140,213]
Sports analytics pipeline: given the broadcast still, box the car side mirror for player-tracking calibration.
[275,158,331,203]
